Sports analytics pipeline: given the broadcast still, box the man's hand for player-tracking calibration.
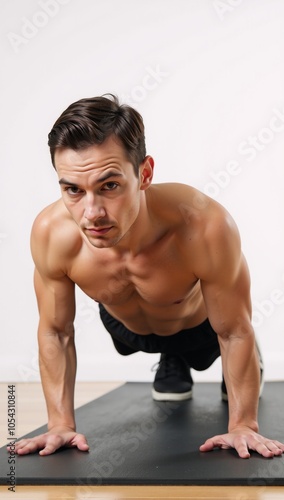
[200,427,284,458]
[9,427,89,456]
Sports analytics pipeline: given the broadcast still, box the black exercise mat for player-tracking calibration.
[1,382,284,486]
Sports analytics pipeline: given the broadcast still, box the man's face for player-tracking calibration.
[55,136,149,249]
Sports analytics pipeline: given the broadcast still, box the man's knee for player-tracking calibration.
[183,347,221,371]
[111,337,137,356]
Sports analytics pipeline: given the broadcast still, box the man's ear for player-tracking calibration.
[139,156,154,190]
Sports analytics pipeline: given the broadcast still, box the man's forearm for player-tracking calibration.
[219,331,260,432]
[38,330,77,430]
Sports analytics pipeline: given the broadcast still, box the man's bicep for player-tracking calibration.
[34,267,76,335]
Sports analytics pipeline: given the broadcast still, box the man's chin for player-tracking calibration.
[86,234,121,249]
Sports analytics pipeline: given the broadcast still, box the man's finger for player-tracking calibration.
[13,438,30,451]
[199,437,223,452]
[76,439,89,451]
[251,441,275,458]
[39,444,59,456]
[264,440,284,455]
[14,437,43,453]
[236,445,250,459]
[230,435,250,459]
[38,434,65,455]
[16,441,42,455]
[199,439,214,452]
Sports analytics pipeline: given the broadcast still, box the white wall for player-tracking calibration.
[1,0,284,383]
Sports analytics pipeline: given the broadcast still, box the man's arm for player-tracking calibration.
[197,209,284,458]
[36,269,80,437]
[14,211,89,456]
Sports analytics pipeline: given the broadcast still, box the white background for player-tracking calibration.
[1,0,284,384]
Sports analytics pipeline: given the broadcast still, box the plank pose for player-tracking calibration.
[15,95,284,458]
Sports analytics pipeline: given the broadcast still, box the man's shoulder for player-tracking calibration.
[32,199,75,235]
[152,182,229,227]
[155,183,240,257]
[152,182,213,208]
[31,199,82,274]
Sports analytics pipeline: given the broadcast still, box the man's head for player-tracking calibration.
[48,94,146,177]
[49,96,154,250]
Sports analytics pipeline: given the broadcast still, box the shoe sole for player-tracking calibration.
[152,388,193,401]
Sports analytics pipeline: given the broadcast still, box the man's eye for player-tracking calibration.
[66,186,82,195]
[102,182,118,191]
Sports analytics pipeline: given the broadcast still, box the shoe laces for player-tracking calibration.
[151,354,188,378]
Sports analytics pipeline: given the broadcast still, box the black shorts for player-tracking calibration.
[99,304,221,371]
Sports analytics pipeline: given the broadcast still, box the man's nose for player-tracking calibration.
[84,195,106,221]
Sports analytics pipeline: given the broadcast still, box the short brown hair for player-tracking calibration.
[48,94,146,176]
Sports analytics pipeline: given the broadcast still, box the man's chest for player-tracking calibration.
[67,242,198,307]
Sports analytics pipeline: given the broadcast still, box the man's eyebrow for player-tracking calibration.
[96,171,124,183]
[59,179,78,187]
[58,171,123,187]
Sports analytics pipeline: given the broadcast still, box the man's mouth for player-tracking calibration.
[85,226,113,235]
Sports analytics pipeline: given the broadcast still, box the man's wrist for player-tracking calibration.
[48,422,76,432]
[228,421,259,433]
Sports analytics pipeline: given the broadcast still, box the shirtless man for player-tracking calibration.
[14,95,284,459]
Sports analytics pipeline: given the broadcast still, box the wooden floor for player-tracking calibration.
[0,382,284,499]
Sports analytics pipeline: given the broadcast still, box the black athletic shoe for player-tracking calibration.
[152,353,193,401]
[221,339,264,401]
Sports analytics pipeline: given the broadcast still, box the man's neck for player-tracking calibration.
[111,188,164,259]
